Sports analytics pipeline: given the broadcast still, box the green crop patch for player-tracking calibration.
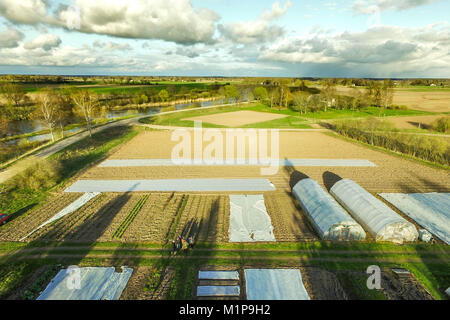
[112,194,150,240]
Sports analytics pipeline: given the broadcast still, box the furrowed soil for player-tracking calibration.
[264,192,318,241]
[27,193,133,242]
[0,193,82,242]
[81,130,450,193]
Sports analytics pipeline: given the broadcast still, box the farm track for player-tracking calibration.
[2,251,446,264]
[0,193,82,242]
[2,246,447,256]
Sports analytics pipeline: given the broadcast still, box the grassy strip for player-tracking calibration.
[1,241,448,253]
[140,103,432,128]
[112,194,150,240]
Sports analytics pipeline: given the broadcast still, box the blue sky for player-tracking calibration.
[0,0,449,77]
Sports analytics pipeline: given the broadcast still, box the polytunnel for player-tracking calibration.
[292,178,366,241]
[330,179,418,243]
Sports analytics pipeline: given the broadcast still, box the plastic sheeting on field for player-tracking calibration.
[379,193,450,244]
[244,269,310,300]
[99,159,376,167]
[292,179,366,241]
[198,271,240,280]
[197,286,240,297]
[330,179,418,243]
[64,179,275,192]
[20,192,100,241]
[37,266,133,300]
[229,195,276,242]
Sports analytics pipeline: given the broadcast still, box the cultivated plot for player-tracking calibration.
[81,130,449,194]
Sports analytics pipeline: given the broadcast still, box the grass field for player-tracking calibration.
[140,103,430,129]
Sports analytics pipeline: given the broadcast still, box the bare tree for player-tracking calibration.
[322,80,337,112]
[72,90,99,137]
[380,79,394,116]
[33,90,59,142]
[292,93,311,115]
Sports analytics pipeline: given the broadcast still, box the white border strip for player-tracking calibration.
[64,179,276,193]
[99,159,376,167]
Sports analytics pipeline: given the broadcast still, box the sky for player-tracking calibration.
[0,0,449,77]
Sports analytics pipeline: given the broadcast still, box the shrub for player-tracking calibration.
[431,117,450,133]
[13,158,62,191]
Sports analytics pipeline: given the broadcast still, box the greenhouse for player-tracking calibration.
[330,179,418,243]
[292,178,366,241]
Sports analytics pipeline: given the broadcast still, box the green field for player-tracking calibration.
[140,103,432,129]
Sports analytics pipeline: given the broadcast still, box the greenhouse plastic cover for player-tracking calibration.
[65,179,275,192]
[229,195,276,242]
[20,192,100,241]
[379,193,450,244]
[330,179,418,243]
[244,269,310,300]
[197,286,240,297]
[99,159,376,167]
[292,179,366,241]
[198,271,240,280]
[37,267,133,300]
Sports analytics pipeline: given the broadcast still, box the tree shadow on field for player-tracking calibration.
[408,121,431,130]
[0,191,134,299]
[323,171,344,191]
[283,163,310,189]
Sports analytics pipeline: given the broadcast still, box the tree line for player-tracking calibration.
[331,118,449,166]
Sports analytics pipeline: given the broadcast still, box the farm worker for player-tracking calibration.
[182,238,189,251]
[171,240,176,254]
[188,236,194,249]
[176,236,182,251]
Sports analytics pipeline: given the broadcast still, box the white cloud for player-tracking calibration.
[352,0,439,13]
[0,0,220,45]
[0,0,54,25]
[260,1,292,21]
[23,34,61,51]
[260,24,450,76]
[58,0,220,44]
[218,1,291,44]
[0,27,24,48]
[92,40,132,51]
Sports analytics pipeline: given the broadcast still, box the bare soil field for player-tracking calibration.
[386,115,447,130]
[183,110,288,127]
[0,193,82,242]
[83,130,450,194]
[393,91,450,113]
[329,86,450,112]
